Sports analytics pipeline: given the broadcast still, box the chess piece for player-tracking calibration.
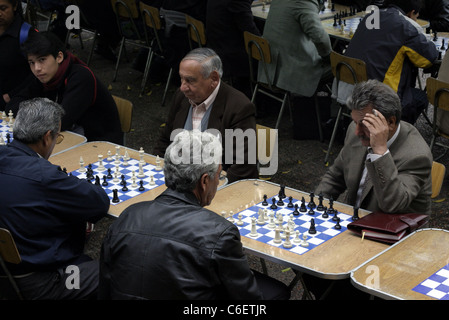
[139,147,145,165]
[335,217,342,230]
[352,207,359,221]
[287,196,294,208]
[277,196,284,206]
[293,231,301,244]
[308,192,316,209]
[322,207,329,219]
[137,163,145,178]
[317,193,324,211]
[155,155,162,171]
[283,230,292,248]
[279,184,286,199]
[102,175,108,186]
[138,180,145,191]
[273,227,282,244]
[78,156,86,173]
[249,217,258,237]
[300,197,307,212]
[122,181,128,192]
[97,155,105,171]
[228,211,235,223]
[262,194,268,206]
[293,203,300,216]
[270,197,277,210]
[300,234,309,247]
[308,218,317,234]
[236,213,244,226]
[257,208,265,225]
[112,189,120,203]
[149,175,155,185]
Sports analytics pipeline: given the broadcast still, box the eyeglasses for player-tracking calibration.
[55,133,64,144]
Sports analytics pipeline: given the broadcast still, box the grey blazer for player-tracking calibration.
[316,121,433,215]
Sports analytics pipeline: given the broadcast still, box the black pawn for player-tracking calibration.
[102,175,108,186]
[107,168,112,179]
[335,217,342,230]
[262,194,269,206]
[317,193,324,211]
[309,218,317,234]
[112,189,120,203]
[120,174,126,186]
[138,180,145,191]
[277,196,284,206]
[279,184,286,199]
[332,210,339,222]
[352,207,359,221]
[270,198,277,210]
[322,207,329,219]
[122,181,128,192]
[293,204,300,216]
[308,192,316,209]
[287,196,294,208]
[308,208,315,215]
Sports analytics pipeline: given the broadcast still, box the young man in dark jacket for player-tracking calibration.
[6,31,123,144]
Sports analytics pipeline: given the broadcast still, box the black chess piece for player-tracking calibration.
[122,181,128,192]
[279,184,286,199]
[138,180,145,191]
[328,197,335,214]
[309,218,317,234]
[270,197,277,210]
[332,210,339,222]
[300,197,307,212]
[308,192,316,209]
[352,207,359,221]
[107,168,112,179]
[120,174,126,186]
[95,175,101,186]
[277,196,284,206]
[102,175,108,186]
[317,193,324,211]
[262,194,269,206]
[334,217,342,230]
[322,207,329,219]
[112,189,120,203]
[308,208,315,215]
[293,204,300,215]
[287,196,294,208]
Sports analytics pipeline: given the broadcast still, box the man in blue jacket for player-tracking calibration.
[0,98,110,299]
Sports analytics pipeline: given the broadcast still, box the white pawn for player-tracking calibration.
[300,234,309,247]
[122,151,129,166]
[114,145,121,165]
[107,150,113,161]
[1,111,6,121]
[236,213,244,226]
[267,213,276,229]
[97,155,105,171]
[257,208,265,225]
[149,174,155,185]
[112,165,120,183]
[131,171,138,188]
[228,210,235,223]
[249,217,258,237]
[78,156,86,173]
[293,231,302,244]
[283,230,292,248]
[273,227,282,244]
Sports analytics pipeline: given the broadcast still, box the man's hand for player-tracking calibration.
[362,109,389,155]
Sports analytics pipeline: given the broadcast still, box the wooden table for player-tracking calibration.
[51,131,86,156]
[350,228,449,300]
[50,141,228,218]
[207,179,389,279]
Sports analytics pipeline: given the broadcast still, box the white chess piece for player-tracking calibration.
[228,210,235,223]
[149,174,155,185]
[300,234,309,247]
[236,213,244,226]
[107,150,113,161]
[257,209,265,225]
[249,217,258,237]
[131,171,138,188]
[155,155,162,171]
[97,155,105,171]
[137,163,145,178]
[273,227,282,244]
[139,147,145,165]
[78,156,86,173]
[283,230,292,248]
[293,231,301,244]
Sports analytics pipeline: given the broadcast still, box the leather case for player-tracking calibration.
[347,212,429,244]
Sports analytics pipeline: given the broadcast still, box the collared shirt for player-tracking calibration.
[190,81,220,130]
[355,123,401,208]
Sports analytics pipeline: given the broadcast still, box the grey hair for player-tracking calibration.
[164,130,222,193]
[346,79,402,122]
[13,98,65,144]
[182,47,223,78]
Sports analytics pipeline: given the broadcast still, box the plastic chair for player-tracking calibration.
[112,95,133,146]
[244,31,292,130]
[431,161,446,199]
[139,2,173,105]
[0,228,23,300]
[427,77,449,160]
[324,50,367,165]
[110,0,148,82]
[185,14,206,50]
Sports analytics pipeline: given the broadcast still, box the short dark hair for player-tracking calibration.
[21,31,65,59]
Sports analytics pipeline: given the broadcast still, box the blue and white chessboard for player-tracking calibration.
[70,157,165,205]
[0,119,13,144]
[412,264,449,300]
[231,195,353,255]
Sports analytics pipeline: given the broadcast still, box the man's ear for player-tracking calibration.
[56,51,64,64]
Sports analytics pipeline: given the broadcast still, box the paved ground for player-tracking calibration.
[67,34,449,300]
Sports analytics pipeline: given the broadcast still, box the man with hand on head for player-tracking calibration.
[317,79,432,216]
[0,98,110,300]
[100,130,290,300]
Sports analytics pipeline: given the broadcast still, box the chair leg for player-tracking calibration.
[162,68,173,106]
[324,105,344,165]
[275,93,288,129]
[86,31,98,67]
[140,50,154,96]
[0,256,23,300]
[113,37,125,82]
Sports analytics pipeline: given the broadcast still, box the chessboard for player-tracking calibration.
[412,264,449,300]
[230,187,357,255]
[70,150,165,205]
[0,110,14,145]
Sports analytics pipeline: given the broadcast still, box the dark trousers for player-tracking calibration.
[252,270,291,300]
[0,256,99,300]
